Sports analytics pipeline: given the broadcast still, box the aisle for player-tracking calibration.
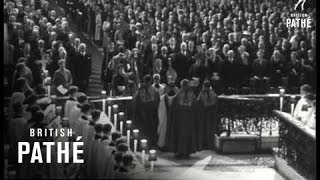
[52,2,104,96]
[136,150,285,180]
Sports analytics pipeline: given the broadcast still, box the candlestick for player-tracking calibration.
[120,121,123,134]
[149,149,157,172]
[127,130,131,148]
[133,129,139,153]
[133,129,139,139]
[108,106,111,118]
[114,114,118,130]
[119,112,124,133]
[142,150,146,166]
[140,139,147,166]
[279,88,285,111]
[113,104,119,128]
[126,120,132,130]
[101,90,107,112]
[150,161,155,172]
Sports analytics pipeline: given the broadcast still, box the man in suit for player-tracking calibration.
[172,42,190,84]
[73,43,92,93]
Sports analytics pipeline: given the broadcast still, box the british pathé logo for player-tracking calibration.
[286,0,312,28]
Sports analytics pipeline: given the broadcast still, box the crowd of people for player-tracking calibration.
[3,0,317,179]
[61,0,316,96]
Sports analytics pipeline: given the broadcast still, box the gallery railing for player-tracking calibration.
[274,110,316,180]
[217,94,300,138]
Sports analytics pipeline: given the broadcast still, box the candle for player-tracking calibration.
[149,150,157,172]
[279,88,285,111]
[101,90,107,112]
[126,120,132,147]
[113,104,118,128]
[140,139,147,166]
[148,149,157,161]
[133,129,139,153]
[119,112,124,133]
[291,95,296,116]
[108,106,111,118]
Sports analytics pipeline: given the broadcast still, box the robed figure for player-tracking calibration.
[196,81,218,150]
[166,79,198,158]
[133,75,160,148]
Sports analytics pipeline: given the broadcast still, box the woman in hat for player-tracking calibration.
[52,50,73,96]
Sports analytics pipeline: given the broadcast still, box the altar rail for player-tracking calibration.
[217,94,300,136]
[4,93,300,138]
[274,110,316,180]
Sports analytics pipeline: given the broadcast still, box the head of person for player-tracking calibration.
[58,59,66,69]
[94,123,103,134]
[91,109,101,123]
[143,74,152,87]
[68,86,78,98]
[305,93,316,107]
[102,123,112,137]
[77,92,87,104]
[114,151,123,166]
[180,79,189,90]
[78,43,86,55]
[300,84,313,96]
[153,74,161,85]
[122,153,133,168]
[81,103,92,115]
[111,131,122,142]
[180,42,187,52]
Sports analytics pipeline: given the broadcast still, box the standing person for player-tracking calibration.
[197,81,218,150]
[52,59,73,96]
[172,42,190,84]
[167,79,198,158]
[94,7,102,46]
[64,86,78,118]
[73,43,91,93]
[111,66,129,96]
[133,75,160,148]
[294,84,313,122]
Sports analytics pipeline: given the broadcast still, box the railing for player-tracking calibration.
[217,94,300,136]
[274,110,316,180]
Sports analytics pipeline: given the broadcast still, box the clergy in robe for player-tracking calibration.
[158,82,179,148]
[96,124,113,179]
[133,75,160,148]
[86,124,103,178]
[74,103,92,137]
[68,93,87,130]
[197,81,218,150]
[82,110,100,169]
[63,86,78,118]
[9,102,27,165]
[294,84,314,123]
[167,79,198,158]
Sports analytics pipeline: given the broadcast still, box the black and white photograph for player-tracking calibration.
[2,0,317,179]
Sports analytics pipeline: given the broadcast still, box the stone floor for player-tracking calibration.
[136,150,285,180]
